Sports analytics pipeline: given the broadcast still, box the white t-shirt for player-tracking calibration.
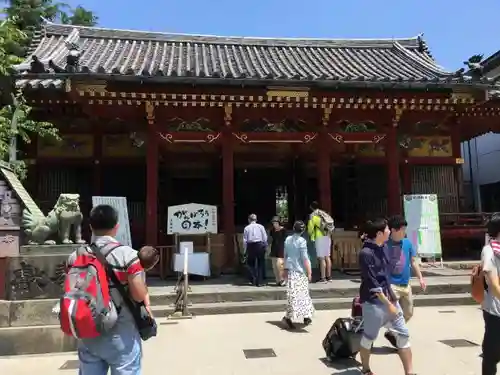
[481,244,500,317]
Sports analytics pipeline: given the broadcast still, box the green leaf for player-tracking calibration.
[0,17,60,179]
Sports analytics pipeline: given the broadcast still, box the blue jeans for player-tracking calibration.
[78,321,142,375]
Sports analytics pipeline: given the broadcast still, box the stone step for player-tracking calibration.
[154,293,475,317]
[0,293,476,356]
[1,278,471,328]
[0,325,77,357]
[148,281,469,306]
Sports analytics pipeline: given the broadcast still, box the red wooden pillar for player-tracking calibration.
[451,122,464,210]
[145,103,158,246]
[222,129,235,267]
[316,129,332,212]
[386,126,402,215]
[401,161,411,195]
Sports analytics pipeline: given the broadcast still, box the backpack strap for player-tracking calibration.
[89,243,144,328]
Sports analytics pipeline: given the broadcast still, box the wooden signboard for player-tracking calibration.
[167,203,218,235]
[92,196,132,247]
[0,163,44,219]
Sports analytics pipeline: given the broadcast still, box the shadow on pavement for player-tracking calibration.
[265,320,308,333]
[371,345,397,355]
[319,356,361,371]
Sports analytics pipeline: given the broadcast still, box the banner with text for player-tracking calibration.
[403,194,442,257]
[167,203,218,235]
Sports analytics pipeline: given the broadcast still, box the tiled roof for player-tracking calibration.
[14,22,473,89]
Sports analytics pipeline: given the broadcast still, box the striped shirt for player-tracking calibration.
[243,222,268,250]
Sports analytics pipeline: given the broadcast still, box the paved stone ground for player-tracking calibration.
[0,306,484,375]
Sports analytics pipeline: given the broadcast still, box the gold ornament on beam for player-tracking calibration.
[224,104,232,126]
[322,107,332,127]
[392,106,404,127]
[145,101,155,124]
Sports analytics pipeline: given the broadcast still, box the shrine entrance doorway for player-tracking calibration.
[234,166,291,230]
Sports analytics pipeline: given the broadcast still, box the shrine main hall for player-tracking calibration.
[13,22,500,267]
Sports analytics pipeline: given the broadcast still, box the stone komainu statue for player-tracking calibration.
[22,193,86,245]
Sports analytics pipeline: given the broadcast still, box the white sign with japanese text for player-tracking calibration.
[403,194,442,257]
[167,203,218,235]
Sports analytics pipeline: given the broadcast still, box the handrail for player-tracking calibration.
[440,212,495,217]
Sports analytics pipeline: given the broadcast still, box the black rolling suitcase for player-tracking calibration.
[322,317,363,360]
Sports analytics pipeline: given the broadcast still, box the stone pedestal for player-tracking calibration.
[0,227,21,300]
[6,245,80,300]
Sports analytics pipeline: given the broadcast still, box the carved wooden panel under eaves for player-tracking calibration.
[401,136,452,157]
[102,133,146,157]
[240,118,307,132]
[37,135,93,158]
[164,117,216,132]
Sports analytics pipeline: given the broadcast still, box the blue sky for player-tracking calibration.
[66,0,498,71]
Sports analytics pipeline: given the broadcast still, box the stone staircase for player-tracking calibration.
[0,275,474,356]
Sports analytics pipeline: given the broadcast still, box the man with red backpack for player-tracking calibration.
[61,205,148,375]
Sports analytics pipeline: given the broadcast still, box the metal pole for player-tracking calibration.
[182,247,189,315]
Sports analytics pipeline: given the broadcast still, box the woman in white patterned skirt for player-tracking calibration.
[282,220,315,329]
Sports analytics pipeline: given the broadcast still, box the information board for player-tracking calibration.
[403,194,442,258]
[92,196,132,247]
[167,203,217,235]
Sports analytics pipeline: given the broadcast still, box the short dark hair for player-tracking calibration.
[388,215,408,231]
[293,220,305,234]
[310,201,319,210]
[364,218,388,240]
[89,205,118,231]
[487,213,500,238]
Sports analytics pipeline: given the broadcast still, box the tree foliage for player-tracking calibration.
[5,1,98,53]
[0,17,59,179]
[60,5,98,26]
[0,1,98,179]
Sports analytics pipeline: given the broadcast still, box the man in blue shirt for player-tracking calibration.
[358,218,415,375]
[384,215,426,348]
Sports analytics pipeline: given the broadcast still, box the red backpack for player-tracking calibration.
[59,244,120,339]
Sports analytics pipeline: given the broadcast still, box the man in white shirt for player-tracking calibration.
[243,214,268,286]
[481,213,500,375]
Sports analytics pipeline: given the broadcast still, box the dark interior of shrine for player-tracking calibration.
[32,160,388,245]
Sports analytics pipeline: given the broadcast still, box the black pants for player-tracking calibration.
[483,310,500,375]
[247,242,266,286]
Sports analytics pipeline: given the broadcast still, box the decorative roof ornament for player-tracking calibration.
[464,54,484,81]
[416,33,429,55]
[29,56,46,73]
[65,42,81,73]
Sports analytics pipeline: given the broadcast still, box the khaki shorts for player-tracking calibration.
[391,284,414,321]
